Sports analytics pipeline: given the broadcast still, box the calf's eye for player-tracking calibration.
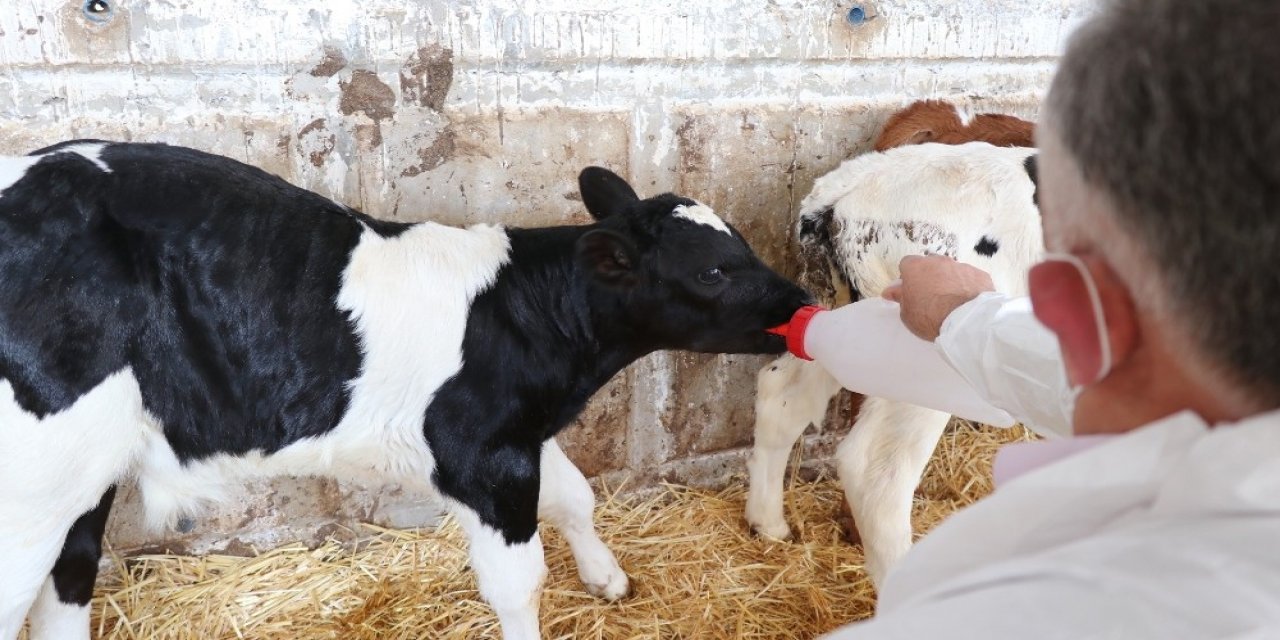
[696,267,725,285]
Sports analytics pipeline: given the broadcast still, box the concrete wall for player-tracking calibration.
[0,0,1091,555]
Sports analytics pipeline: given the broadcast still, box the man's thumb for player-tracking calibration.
[882,279,904,302]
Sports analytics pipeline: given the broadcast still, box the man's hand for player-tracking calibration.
[882,255,997,341]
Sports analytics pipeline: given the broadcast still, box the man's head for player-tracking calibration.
[1033,0,1280,432]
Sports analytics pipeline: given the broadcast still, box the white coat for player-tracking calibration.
[822,293,1280,639]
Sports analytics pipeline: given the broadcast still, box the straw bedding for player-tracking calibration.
[69,420,1031,640]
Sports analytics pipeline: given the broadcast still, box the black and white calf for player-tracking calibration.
[744,141,1042,586]
[0,141,811,640]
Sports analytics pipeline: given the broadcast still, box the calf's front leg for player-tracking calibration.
[454,508,546,640]
[442,446,547,640]
[538,439,629,600]
[745,354,843,540]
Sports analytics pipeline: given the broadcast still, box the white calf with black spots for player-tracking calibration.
[745,142,1042,587]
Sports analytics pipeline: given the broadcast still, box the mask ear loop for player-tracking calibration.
[1046,252,1113,384]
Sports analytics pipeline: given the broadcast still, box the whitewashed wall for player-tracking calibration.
[0,0,1091,555]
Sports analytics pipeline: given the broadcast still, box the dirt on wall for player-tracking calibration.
[338,70,397,123]
[310,46,348,78]
[400,45,454,112]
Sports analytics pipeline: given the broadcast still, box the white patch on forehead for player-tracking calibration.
[54,142,113,173]
[673,202,731,236]
[0,155,41,199]
[953,104,975,127]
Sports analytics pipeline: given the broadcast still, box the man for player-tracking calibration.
[824,0,1280,637]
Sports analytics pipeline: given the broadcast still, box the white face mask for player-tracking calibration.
[1033,253,1114,435]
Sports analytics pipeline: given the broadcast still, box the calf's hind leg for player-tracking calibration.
[0,372,142,640]
[835,396,951,587]
[0,528,65,640]
[0,488,112,640]
[28,486,117,640]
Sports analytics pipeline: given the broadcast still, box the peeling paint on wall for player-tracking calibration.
[400,45,454,112]
[401,129,457,177]
[310,46,348,78]
[338,70,397,122]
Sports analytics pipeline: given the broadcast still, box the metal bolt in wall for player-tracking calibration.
[846,4,870,26]
[82,0,114,23]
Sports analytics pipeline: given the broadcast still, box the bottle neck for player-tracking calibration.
[766,305,826,360]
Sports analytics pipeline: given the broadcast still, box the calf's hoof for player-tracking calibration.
[748,519,794,542]
[584,571,631,601]
[837,500,862,545]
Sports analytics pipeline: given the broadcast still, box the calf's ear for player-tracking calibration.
[577,229,640,288]
[579,166,640,220]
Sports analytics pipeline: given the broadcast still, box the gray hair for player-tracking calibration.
[1047,0,1280,402]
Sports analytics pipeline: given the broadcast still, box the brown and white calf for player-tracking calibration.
[0,141,811,640]
[744,135,1041,586]
[873,99,1036,151]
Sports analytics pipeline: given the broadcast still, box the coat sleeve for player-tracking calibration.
[818,509,1280,640]
[934,292,1073,438]
[818,570,1172,640]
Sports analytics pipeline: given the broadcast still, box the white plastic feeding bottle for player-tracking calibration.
[769,297,1015,427]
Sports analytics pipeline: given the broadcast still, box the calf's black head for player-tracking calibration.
[575,167,812,355]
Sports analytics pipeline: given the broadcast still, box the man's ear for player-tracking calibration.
[1029,256,1137,386]
[579,166,640,220]
[576,229,640,288]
